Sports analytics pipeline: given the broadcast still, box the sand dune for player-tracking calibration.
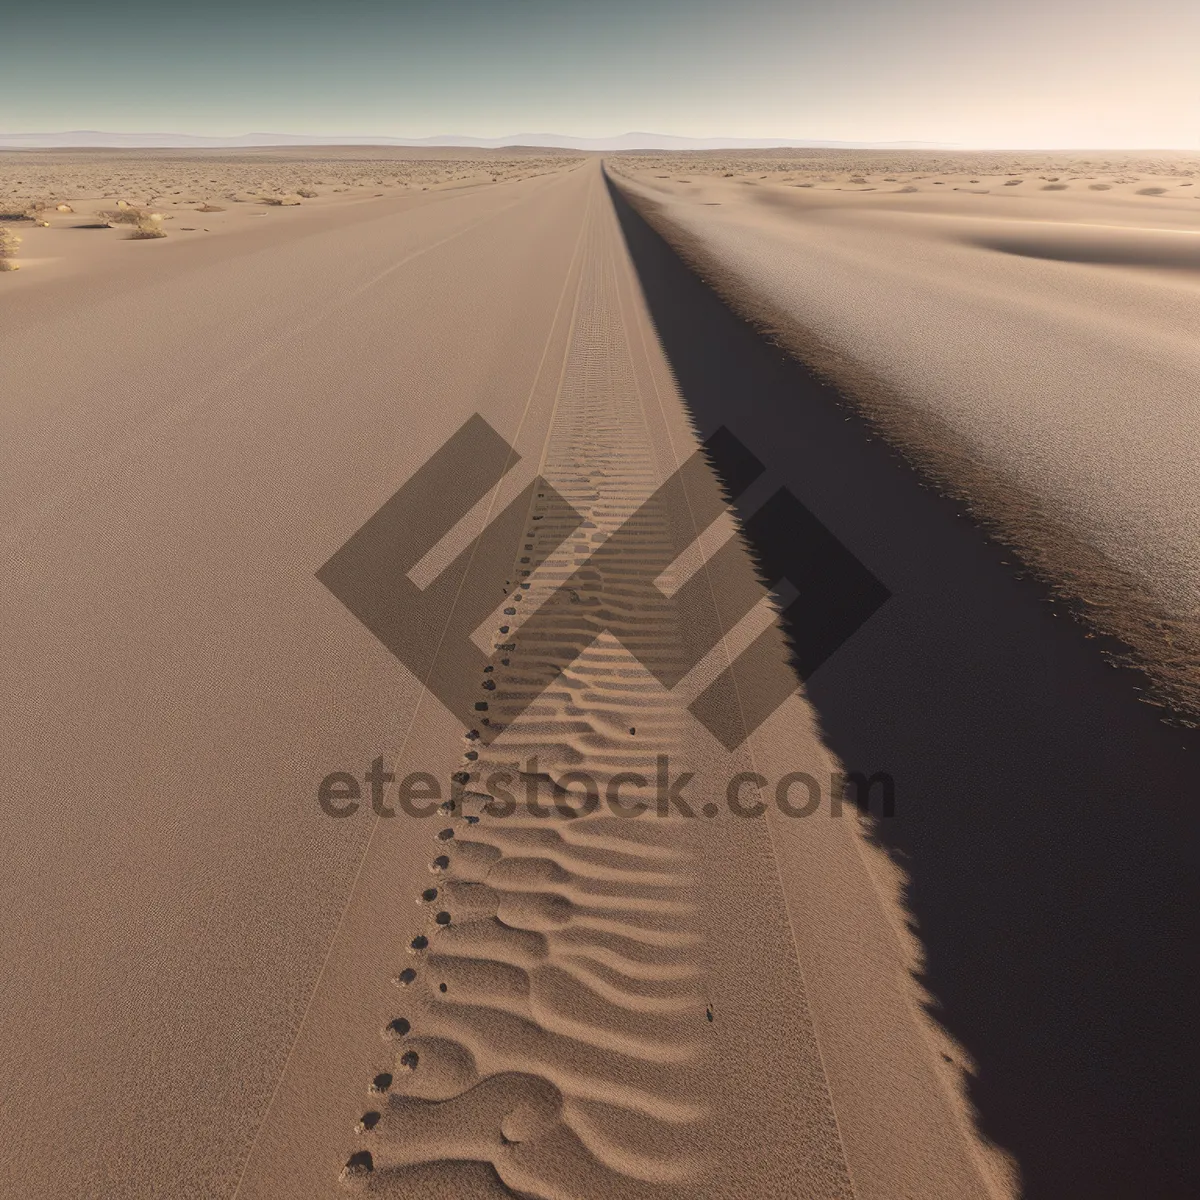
[608,154,1200,724]
[602,176,1200,1198]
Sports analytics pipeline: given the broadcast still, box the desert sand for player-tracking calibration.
[2,150,1198,1200]
[607,150,1200,724]
[0,146,580,287]
[0,153,1006,1199]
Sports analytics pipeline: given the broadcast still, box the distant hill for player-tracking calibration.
[0,130,952,151]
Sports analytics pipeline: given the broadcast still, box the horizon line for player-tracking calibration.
[3,130,1197,152]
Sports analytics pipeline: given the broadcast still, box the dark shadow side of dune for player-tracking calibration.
[972,227,1200,272]
[605,169,1200,1200]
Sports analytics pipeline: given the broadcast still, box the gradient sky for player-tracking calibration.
[2,0,1197,147]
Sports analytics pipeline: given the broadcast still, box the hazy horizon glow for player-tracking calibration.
[2,0,1198,149]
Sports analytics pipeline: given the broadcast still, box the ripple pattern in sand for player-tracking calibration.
[341,196,713,1199]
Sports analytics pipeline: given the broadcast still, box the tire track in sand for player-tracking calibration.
[338,167,855,1200]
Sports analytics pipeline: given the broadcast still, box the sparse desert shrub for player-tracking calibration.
[897,185,919,193]
[1042,183,1068,190]
[98,206,166,238]
[14,199,53,226]
[1136,186,1167,196]
[296,188,319,198]
[98,205,141,224]
[260,194,302,206]
[196,203,225,212]
[129,219,167,239]
[1004,179,1024,185]
[0,225,21,271]
[1088,183,1112,190]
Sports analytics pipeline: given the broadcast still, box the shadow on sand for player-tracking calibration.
[606,170,1200,1200]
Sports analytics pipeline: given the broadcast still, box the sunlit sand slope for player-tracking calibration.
[609,158,1200,724]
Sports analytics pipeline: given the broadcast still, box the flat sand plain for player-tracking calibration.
[0,146,580,285]
[608,150,1200,724]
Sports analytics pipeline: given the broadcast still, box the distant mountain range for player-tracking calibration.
[0,130,952,151]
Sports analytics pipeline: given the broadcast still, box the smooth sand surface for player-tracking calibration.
[0,158,1004,1198]
[608,153,1200,723]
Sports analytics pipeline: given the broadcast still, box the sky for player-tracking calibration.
[2,0,1197,148]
